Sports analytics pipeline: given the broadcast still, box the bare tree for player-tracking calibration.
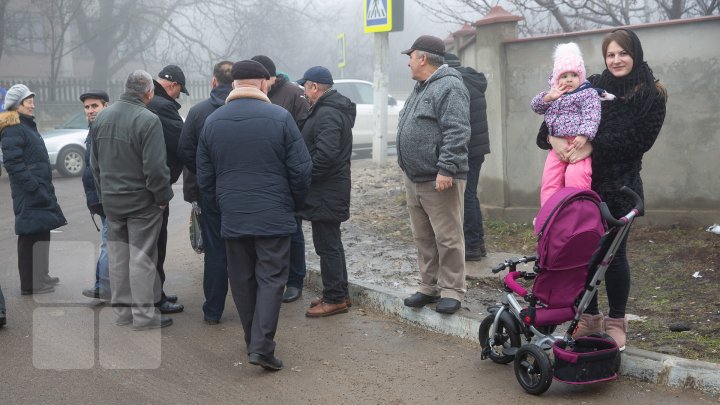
[415,0,719,35]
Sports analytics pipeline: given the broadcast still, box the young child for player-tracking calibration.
[531,42,604,206]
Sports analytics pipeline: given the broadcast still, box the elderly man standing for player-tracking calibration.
[147,64,187,314]
[297,66,355,318]
[251,55,310,304]
[177,60,233,325]
[197,60,312,371]
[91,70,174,330]
[397,36,471,315]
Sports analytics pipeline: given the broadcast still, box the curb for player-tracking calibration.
[305,269,720,396]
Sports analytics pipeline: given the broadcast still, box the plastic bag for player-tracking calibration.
[189,201,203,254]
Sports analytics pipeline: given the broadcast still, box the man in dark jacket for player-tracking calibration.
[79,89,111,300]
[177,60,233,325]
[251,55,311,304]
[398,36,471,315]
[91,70,174,330]
[445,53,491,261]
[296,66,356,318]
[197,60,312,371]
[147,64,187,314]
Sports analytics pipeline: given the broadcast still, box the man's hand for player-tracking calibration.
[435,174,453,192]
[158,203,167,210]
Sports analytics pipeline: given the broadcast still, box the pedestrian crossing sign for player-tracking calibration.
[364,0,403,33]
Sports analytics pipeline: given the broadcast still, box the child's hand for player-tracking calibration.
[571,135,588,150]
[543,84,567,102]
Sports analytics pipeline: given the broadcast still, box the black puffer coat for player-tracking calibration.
[455,66,490,158]
[0,111,67,235]
[297,89,356,223]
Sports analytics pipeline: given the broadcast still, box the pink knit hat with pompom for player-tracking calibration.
[551,42,586,87]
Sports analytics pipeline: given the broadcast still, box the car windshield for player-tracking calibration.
[59,112,88,129]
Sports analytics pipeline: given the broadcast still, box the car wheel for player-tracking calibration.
[56,146,85,177]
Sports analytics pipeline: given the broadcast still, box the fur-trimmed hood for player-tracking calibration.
[0,111,20,133]
[226,87,271,104]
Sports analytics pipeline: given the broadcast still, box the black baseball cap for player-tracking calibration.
[231,60,271,80]
[401,35,445,56]
[158,64,189,95]
[297,66,333,86]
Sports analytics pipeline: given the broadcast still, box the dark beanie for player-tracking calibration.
[444,53,461,68]
[251,55,277,77]
[231,60,270,80]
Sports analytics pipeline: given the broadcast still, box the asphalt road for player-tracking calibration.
[0,172,712,403]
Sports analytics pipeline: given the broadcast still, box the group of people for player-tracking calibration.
[0,27,665,363]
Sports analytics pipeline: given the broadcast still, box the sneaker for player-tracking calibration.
[21,284,55,295]
[248,352,283,371]
[82,287,111,300]
[133,317,173,331]
[465,244,487,261]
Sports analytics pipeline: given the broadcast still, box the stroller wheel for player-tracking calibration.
[479,315,521,364]
[514,345,553,395]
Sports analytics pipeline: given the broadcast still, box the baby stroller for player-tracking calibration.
[479,186,643,395]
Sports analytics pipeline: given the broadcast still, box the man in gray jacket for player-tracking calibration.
[397,35,471,315]
[91,70,175,330]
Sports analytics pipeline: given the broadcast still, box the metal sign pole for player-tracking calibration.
[372,31,389,166]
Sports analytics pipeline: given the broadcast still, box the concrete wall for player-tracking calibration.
[456,15,720,225]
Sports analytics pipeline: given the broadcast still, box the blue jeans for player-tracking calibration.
[94,216,111,293]
[199,195,228,321]
[463,155,485,249]
[286,217,307,289]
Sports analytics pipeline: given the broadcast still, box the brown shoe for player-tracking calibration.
[305,301,349,317]
[573,312,604,338]
[310,297,352,308]
[604,316,628,351]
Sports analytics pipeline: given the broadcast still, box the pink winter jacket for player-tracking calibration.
[530,85,601,139]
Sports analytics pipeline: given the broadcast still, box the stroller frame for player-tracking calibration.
[479,186,644,395]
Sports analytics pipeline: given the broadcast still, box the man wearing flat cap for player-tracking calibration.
[79,89,112,301]
[197,60,312,371]
[147,64,187,315]
[296,65,356,318]
[398,35,471,315]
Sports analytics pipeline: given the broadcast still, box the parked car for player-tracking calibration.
[332,79,404,150]
[41,112,89,177]
[0,112,87,177]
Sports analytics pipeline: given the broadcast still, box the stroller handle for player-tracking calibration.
[599,186,644,227]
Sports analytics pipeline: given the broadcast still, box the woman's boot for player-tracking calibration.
[573,312,604,337]
[604,316,628,351]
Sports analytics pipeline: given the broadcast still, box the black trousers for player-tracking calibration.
[311,221,348,304]
[586,232,630,318]
[17,231,51,291]
[226,236,290,357]
[155,205,170,303]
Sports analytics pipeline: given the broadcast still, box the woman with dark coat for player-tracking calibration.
[0,84,67,295]
[537,29,667,350]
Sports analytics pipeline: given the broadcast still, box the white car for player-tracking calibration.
[41,112,88,177]
[332,79,404,152]
[0,112,87,177]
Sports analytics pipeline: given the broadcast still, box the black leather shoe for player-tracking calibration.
[0,312,6,327]
[165,294,178,303]
[282,287,302,303]
[435,298,461,314]
[403,292,440,308]
[133,316,173,331]
[248,352,283,371]
[203,316,220,325]
[21,284,55,295]
[82,287,111,300]
[44,275,60,285]
[159,301,184,314]
[465,244,487,261]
